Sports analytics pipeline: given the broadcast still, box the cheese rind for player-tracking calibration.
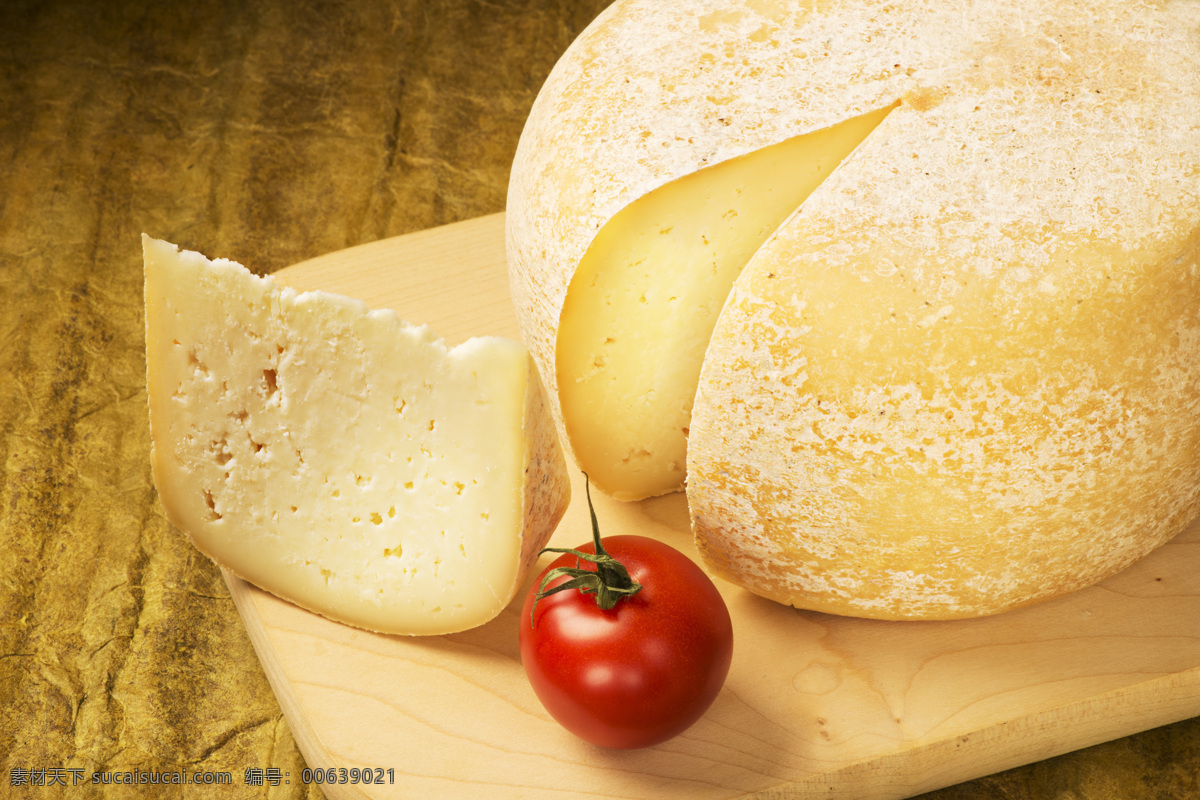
[685,11,1200,619]
[144,236,570,635]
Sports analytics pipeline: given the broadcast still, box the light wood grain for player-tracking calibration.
[223,212,1200,799]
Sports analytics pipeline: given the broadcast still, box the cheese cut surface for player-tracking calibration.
[143,236,570,635]
[557,106,892,500]
[508,0,1200,618]
[508,0,927,482]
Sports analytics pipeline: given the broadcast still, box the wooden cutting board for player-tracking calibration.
[223,212,1200,800]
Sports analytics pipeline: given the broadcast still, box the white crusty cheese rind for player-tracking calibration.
[508,0,1200,618]
[144,236,570,635]
[687,0,1200,618]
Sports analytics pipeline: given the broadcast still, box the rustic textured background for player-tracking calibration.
[0,0,1196,798]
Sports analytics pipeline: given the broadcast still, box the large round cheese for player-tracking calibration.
[506,0,1200,618]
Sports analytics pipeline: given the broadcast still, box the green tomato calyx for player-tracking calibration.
[530,473,643,626]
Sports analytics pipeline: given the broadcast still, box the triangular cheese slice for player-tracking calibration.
[143,236,569,635]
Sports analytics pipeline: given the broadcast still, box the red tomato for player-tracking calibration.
[519,533,733,749]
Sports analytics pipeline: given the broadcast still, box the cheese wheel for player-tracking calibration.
[506,0,1200,617]
[144,237,570,634]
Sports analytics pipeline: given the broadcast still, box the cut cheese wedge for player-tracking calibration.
[557,105,893,500]
[143,236,570,635]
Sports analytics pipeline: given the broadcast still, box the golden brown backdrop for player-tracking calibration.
[1,0,1196,797]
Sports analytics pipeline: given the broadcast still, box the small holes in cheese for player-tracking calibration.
[187,348,208,375]
[211,438,232,466]
[202,489,221,521]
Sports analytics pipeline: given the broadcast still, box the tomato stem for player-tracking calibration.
[530,474,643,626]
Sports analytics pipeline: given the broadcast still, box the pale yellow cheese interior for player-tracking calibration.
[556,105,892,500]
